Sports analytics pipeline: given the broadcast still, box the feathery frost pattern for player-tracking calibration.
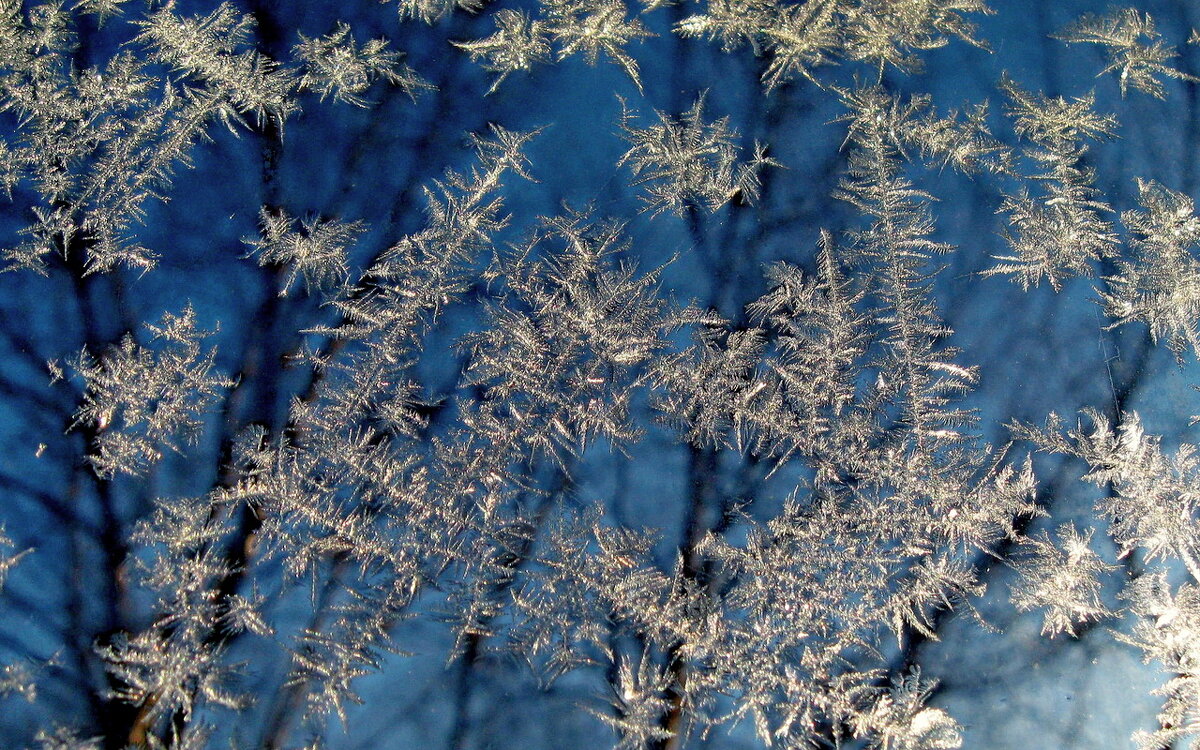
[1009,524,1114,637]
[618,93,778,216]
[294,22,430,106]
[986,77,1118,289]
[1103,179,1200,358]
[246,208,366,295]
[5,1,1200,749]
[1055,8,1199,99]
[1012,410,1200,748]
[66,306,233,478]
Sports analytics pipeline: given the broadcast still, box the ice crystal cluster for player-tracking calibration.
[1,1,1200,749]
